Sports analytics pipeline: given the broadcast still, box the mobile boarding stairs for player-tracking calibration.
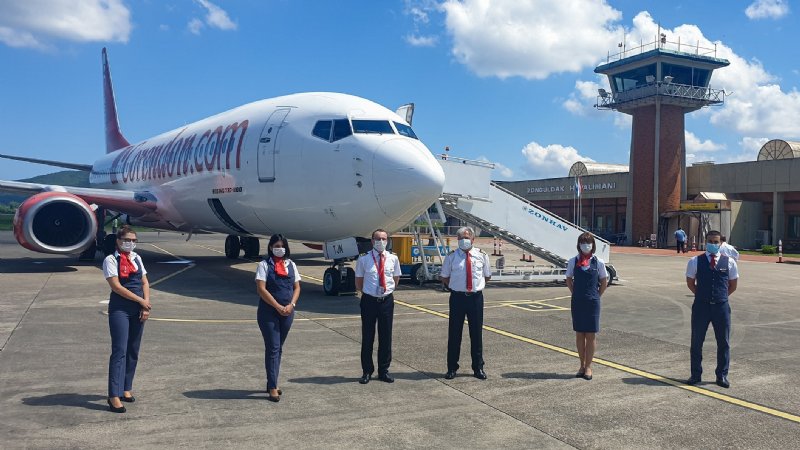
[410,157,617,285]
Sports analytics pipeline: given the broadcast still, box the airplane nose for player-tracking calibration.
[372,138,445,219]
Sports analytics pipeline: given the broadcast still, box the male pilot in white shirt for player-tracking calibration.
[440,226,492,380]
[719,235,740,261]
[355,229,402,384]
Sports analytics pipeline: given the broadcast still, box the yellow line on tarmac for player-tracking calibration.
[148,311,426,323]
[149,264,196,287]
[393,298,800,424]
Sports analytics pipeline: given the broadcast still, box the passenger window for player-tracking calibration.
[312,120,332,141]
[332,119,352,142]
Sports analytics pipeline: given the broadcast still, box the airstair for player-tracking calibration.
[419,157,616,282]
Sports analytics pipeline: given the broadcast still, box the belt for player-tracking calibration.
[452,290,480,297]
[364,293,393,302]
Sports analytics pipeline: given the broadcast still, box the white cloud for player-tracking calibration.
[440,0,623,79]
[408,6,430,24]
[405,34,437,47]
[191,0,237,34]
[188,18,203,35]
[521,141,593,179]
[685,131,725,153]
[562,79,606,116]
[745,0,789,20]
[728,136,770,162]
[0,0,131,49]
[478,156,514,179]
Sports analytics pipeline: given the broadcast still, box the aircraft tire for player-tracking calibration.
[225,235,241,259]
[243,236,260,258]
[410,263,426,286]
[323,268,340,296]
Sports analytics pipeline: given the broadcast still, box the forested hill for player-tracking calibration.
[0,170,91,206]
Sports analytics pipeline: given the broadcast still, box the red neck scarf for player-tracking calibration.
[273,256,288,277]
[119,252,137,278]
[577,253,592,268]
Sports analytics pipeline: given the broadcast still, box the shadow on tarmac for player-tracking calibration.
[501,372,575,380]
[22,393,108,411]
[182,389,265,400]
[0,259,79,274]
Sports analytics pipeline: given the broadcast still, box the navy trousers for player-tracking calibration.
[360,294,394,375]
[257,304,294,390]
[447,291,484,372]
[108,308,145,397]
[690,301,731,379]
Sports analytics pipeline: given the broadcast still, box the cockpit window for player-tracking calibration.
[312,120,332,141]
[393,121,418,140]
[352,120,395,135]
[332,119,352,142]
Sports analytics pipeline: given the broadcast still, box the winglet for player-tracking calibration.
[102,48,131,153]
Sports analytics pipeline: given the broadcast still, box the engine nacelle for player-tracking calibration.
[14,192,98,254]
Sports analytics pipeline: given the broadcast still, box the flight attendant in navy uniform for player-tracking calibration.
[355,229,402,384]
[256,234,301,402]
[685,230,739,388]
[441,226,492,380]
[103,226,151,413]
[565,232,608,380]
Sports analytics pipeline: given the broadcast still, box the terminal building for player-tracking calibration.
[497,36,800,251]
[496,139,800,250]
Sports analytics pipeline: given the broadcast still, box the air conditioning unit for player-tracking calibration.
[755,230,770,247]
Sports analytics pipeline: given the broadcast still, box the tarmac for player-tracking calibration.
[1,231,799,449]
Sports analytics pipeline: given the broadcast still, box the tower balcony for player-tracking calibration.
[596,81,725,113]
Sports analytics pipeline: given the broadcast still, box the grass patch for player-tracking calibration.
[0,214,13,231]
[740,250,800,258]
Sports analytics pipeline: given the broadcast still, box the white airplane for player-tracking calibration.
[0,49,445,294]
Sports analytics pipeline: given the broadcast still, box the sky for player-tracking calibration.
[0,0,798,182]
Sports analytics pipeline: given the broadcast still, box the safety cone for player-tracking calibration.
[778,239,783,263]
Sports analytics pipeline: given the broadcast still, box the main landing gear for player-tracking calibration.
[323,261,356,296]
[225,235,261,259]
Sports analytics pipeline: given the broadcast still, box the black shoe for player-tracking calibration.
[359,373,371,384]
[378,372,395,383]
[582,373,593,381]
[121,395,135,403]
[445,370,457,380]
[576,370,585,378]
[716,376,730,388]
[473,369,487,380]
[266,394,280,403]
[686,377,701,386]
[107,399,126,413]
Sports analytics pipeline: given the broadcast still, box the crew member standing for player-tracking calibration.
[441,226,491,380]
[103,226,151,413]
[256,234,301,402]
[565,232,608,380]
[685,230,739,388]
[355,229,401,384]
[675,227,687,254]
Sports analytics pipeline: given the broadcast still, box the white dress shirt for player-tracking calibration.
[255,258,302,283]
[441,247,491,292]
[565,255,608,279]
[686,252,739,280]
[103,251,147,278]
[720,242,740,261]
[355,250,401,297]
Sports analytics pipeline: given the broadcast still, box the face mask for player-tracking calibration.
[706,243,720,254]
[579,243,593,254]
[458,238,472,251]
[373,239,387,252]
[272,247,286,258]
[120,241,135,253]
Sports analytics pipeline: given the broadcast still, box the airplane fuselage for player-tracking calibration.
[89,92,445,241]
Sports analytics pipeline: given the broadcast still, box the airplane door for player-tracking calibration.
[257,108,291,182]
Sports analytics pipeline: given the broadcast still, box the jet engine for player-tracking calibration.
[13,192,98,254]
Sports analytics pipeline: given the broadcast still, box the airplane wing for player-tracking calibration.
[0,180,157,216]
[0,153,93,171]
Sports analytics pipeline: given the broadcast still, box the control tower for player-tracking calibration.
[595,36,729,245]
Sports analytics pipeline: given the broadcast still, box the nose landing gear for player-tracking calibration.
[323,262,356,296]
